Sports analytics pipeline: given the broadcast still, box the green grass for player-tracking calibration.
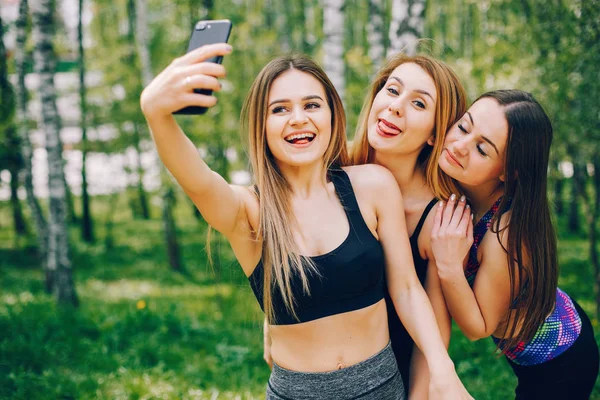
[1,192,599,399]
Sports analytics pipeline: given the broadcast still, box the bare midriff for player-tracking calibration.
[269,299,390,372]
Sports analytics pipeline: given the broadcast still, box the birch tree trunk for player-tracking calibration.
[15,0,49,273]
[78,0,94,242]
[323,0,345,104]
[31,0,78,305]
[0,14,27,237]
[135,0,183,271]
[367,0,386,70]
[126,0,150,220]
[387,0,425,57]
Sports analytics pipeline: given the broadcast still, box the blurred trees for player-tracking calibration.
[0,0,598,309]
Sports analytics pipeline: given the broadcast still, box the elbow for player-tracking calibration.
[463,328,492,342]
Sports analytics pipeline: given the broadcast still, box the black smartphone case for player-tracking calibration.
[174,20,232,115]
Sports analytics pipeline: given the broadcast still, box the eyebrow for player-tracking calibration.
[468,111,499,155]
[268,95,324,108]
[389,76,435,102]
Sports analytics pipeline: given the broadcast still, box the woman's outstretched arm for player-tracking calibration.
[140,44,249,238]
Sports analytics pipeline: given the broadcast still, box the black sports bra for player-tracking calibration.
[248,168,386,325]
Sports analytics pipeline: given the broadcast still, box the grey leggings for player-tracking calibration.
[266,341,405,400]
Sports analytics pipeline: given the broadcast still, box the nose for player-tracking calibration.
[388,95,406,117]
[453,134,469,156]
[289,106,308,125]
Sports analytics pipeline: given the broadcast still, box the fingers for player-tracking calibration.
[431,200,444,238]
[457,202,471,235]
[466,215,474,245]
[175,43,232,66]
[181,92,218,108]
[441,194,457,227]
[182,74,222,93]
[181,62,227,79]
[451,196,467,229]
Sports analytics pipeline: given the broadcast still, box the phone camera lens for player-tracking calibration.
[197,22,207,30]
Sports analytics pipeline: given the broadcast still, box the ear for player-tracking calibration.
[427,135,435,146]
[500,169,517,182]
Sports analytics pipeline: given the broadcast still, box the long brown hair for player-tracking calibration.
[478,90,558,350]
[350,53,467,200]
[241,55,349,323]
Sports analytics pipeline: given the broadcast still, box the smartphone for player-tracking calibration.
[174,19,232,115]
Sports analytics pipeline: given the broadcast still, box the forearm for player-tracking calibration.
[409,346,429,399]
[392,285,453,373]
[439,270,488,340]
[145,113,213,195]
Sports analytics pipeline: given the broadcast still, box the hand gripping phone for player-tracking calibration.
[174,19,232,115]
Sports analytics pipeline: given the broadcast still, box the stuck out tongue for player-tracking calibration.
[379,120,400,135]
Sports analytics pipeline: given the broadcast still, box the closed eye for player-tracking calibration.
[476,145,487,157]
[458,123,468,133]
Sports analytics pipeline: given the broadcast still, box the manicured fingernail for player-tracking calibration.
[465,204,470,209]
[460,195,466,202]
[450,194,456,201]
[439,201,444,208]
[224,44,233,52]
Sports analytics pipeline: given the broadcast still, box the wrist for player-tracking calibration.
[437,262,464,280]
[427,356,455,378]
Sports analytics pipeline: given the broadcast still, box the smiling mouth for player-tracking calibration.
[377,119,402,136]
[284,132,316,145]
[444,148,463,168]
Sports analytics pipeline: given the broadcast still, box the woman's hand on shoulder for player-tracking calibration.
[140,43,232,118]
[431,195,473,281]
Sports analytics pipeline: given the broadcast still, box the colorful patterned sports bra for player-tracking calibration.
[466,197,582,366]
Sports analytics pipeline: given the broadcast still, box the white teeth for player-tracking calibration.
[285,133,315,141]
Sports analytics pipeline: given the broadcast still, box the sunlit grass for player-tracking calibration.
[0,194,599,399]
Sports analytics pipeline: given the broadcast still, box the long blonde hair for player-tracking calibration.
[350,54,467,200]
[241,55,349,323]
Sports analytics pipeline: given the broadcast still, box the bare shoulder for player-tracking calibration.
[342,164,400,197]
[480,211,511,269]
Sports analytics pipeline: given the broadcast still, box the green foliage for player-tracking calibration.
[1,195,599,399]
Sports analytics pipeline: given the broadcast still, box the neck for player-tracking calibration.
[277,161,328,198]
[459,180,505,220]
[373,151,429,197]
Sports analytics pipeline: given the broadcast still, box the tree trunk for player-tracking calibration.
[135,0,183,271]
[78,0,94,242]
[31,0,78,306]
[15,0,49,271]
[9,154,28,237]
[0,14,27,237]
[323,0,345,104]
[387,0,425,57]
[592,155,600,318]
[127,0,150,220]
[554,161,564,215]
[367,0,386,70]
[568,161,585,234]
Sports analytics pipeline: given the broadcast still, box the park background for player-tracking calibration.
[1,0,599,398]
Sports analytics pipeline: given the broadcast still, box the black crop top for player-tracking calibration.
[248,168,386,325]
